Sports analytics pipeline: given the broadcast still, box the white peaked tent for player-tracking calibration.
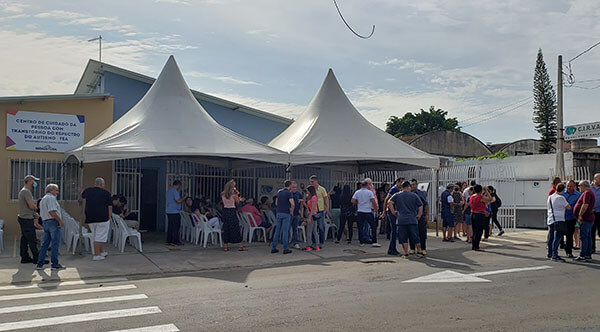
[68,56,287,165]
[269,69,440,170]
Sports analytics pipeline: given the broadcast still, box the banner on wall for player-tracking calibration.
[6,110,85,153]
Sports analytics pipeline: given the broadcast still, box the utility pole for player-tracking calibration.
[555,55,565,178]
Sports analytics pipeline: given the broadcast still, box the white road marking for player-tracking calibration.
[0,306,161,331]
[0,294,148,314]
[0,277,128,291]
[403,265,552,283]
[0,284,136,302]
[109,324,180,332]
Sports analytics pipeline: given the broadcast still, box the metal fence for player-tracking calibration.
[9,158,79,201]
[112,159,142,212]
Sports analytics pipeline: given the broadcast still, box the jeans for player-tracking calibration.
[166,213,181,244]
[291,215,300,245]
[471,213,486,250]
[307,216,320,246]
[314,211,326,245]
[272,213,291,251]
[579,221,593,258]
[38,219,61,267]
[547,222,566,258]
[565,219,577,255]
[356,212,374,244]
[387,212,398,253]
[410,218,428,251]
[18,217,39,261]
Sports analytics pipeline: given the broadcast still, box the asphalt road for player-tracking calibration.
[1,234,599,332]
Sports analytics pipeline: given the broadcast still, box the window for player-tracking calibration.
[10,159,80,201]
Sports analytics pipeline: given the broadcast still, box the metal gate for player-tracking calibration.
[112,159,141,213]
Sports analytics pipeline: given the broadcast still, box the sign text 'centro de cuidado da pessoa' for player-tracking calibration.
[5,110,85,153]
[564,120,600,141]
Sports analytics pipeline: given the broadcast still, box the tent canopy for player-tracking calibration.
[269,69,440,170]
[68,56,287,165]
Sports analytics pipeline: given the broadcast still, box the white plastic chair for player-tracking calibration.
[64,215,94,255]
[241,212,266,243]
[0,219,4,253]
[114,214,142,253]
[237,212,249,243]
[297,223,307,243]
[194,214,222,248]
[179,211,194,243]
[324,216,338,241]
[263,210,277,239]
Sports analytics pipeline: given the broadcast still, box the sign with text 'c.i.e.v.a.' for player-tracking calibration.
[564,121,600,141]
[6,110,85,152]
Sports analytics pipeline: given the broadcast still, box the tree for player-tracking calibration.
[532,49,557,154]
[385,105,460,137]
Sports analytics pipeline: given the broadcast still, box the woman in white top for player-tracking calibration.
[547,183,571,262]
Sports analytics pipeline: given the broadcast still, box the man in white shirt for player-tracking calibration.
[36,184,66,271]
[547,183,570,262]
[352,180,379,247]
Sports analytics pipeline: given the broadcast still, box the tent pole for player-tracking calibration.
[76,160,85,255]
[285,163,292,181]
[433,168,439,237]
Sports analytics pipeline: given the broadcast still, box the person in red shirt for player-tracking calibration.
[549,177,562,196]
[239,199,272,240]
[574,180,596,261]
[469,184,494,251]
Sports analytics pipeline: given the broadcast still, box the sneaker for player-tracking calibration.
[498,230,505,236]
[415,253,424,258]
[585,256,592,260]
[422,250,427,255]
[409,250,415,255]
[51,264,65,271]
[547,255,552,260]
[574,256,586,261]
[293,244,301,249]
[314,246,321,251]
[303,246,312,251]
[401,254,409,259]
[473,249,485,252]
[552,257,566,262]
[347,240,351,244]
[92,255,105,261]
[449,239,455,243]
[34,260,49,265]
[442,238,449,242]
[567,254,575,258]
[283,249,292,254]
[271,249,279,254]
[100,252,108,257]
[35,264,44,270]
[335,240,340,244]
[20,257,34,264]
[359,243,365,247]
[372,243,381,248]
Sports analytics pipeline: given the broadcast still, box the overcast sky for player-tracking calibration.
[1,0,599,144]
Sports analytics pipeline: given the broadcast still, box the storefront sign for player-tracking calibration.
[6,110,85,152]
[564,121,600,141]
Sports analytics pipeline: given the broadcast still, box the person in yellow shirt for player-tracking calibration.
[309,175,329,246]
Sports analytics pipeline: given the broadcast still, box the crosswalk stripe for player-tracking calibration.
[108,324,180,332]
[0,284,136,302]
[0,306,161,331]
[0,294,148,314]
[0,278,128,291]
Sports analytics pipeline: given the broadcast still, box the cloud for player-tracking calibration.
[0,1,29,13]
[206,92,305,120]
[187,71,262,86]
[34,10,137,35]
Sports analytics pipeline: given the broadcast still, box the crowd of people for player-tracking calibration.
[545,174,600,262]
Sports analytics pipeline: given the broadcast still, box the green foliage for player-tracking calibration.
[385,105,460,137]
[532,49,557,154]
[456,151,510,162]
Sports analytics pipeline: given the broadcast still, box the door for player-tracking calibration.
[140,169,159,231]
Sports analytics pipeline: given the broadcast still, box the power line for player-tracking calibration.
[568,40,600,63]
[333,0,375,39]
[568,84,600,90]
[564,40,600,85]
[460,96,533,123]
[461,99,533,128]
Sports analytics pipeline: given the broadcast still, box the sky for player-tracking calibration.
[1,0,599,144]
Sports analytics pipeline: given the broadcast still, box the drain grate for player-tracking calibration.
[362,260,396,264]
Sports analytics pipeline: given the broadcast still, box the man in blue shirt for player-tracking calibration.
[290,181,304,249]
[389,181,424,258]
[590,174,600,253]
[441,184,456,242]
[563,180,581,258]
[166,180,187,246]
[410,179,429,255]
[383,178,403,256]
[272,180,294,254]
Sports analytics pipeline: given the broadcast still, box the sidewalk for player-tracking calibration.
[0,229,547,286]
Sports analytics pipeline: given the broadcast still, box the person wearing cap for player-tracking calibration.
[440,183,457,242]
[17,175,42,264]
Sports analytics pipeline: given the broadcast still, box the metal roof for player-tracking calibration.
[75,59,293,125]
[0,93,111,103]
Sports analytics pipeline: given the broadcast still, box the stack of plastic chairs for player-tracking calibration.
[240,212,266,243]
[113,214,142,253]
[191,213,222,248]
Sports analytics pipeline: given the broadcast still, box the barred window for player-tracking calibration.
[10,158,80,201]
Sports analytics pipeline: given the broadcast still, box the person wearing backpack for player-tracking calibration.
[488,186,505,236]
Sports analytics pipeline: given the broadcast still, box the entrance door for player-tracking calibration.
[140,169,158,231]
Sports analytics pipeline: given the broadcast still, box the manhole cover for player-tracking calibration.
[343,249,367,254]
[362,260,396,264]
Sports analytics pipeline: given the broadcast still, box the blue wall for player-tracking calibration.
[102,72,289,143]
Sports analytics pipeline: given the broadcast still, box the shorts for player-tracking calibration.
[89,221,110,243]
[442,211,454,228]
[464,213,472,226]
[397,223,419,244]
